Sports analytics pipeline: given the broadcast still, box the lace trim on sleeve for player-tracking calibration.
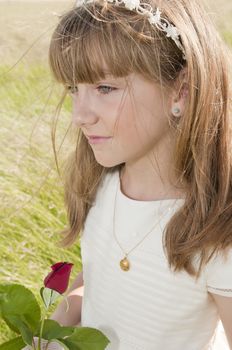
[207,285,232,293]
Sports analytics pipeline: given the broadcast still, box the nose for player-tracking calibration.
[72,87,99,127]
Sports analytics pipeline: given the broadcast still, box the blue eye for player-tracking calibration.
[66,85,116,95]
[97,85,116,94]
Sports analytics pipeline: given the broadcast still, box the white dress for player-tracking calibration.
[80,169,231,350]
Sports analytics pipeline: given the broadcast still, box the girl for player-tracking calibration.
[27,0,232,348]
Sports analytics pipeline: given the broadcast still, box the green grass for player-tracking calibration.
[222,30,232,47]
[0,61,82,343]
[0,1,80,343]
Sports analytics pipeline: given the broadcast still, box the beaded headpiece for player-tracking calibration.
[76,0,186,59]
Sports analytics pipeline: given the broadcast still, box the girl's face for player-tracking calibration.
[71,72,175,167]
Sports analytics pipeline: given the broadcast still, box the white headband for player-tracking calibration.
[76,0,186,60]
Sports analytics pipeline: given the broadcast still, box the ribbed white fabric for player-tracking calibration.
[80,169,231,350]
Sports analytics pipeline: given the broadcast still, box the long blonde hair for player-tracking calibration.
[49,0,232,278]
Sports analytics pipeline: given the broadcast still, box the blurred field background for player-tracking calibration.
[0,0,232,344]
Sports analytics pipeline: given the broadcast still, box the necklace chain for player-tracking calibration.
[112,170,176,271]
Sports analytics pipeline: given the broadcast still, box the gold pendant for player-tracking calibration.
[120,256,130,271]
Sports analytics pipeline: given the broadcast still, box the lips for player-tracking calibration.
[87,135,111,139]
[87,135,112,144]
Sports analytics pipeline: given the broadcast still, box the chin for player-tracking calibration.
[94,157,122,168]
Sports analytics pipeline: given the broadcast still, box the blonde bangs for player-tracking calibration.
[50,7,138,87]
[49,3,184,88]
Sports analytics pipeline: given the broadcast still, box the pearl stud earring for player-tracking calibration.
[172,106,181,117]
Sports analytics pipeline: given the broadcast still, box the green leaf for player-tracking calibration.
[59,327,110,350]
[1,314,19,334]
[7,315,33,345]
[0,336,26,350]
[50,290,61,305]
[0,284,41,336]
[40,288,61,309]
[51,340,69,350]
[40,319,75,339]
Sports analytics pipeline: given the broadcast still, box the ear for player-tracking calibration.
[170,67,189,118]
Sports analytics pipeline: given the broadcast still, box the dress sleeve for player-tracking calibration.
[205,249,232,297]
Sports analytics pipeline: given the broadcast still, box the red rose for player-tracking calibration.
[44,262,73,294]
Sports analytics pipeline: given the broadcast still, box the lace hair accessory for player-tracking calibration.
[76,0,186,60]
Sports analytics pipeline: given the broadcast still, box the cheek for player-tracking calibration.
[114,104,137,140]
[116,108,169,145]
[111,89,171,149]
[134,86,171,133]
[143,114,170,135]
